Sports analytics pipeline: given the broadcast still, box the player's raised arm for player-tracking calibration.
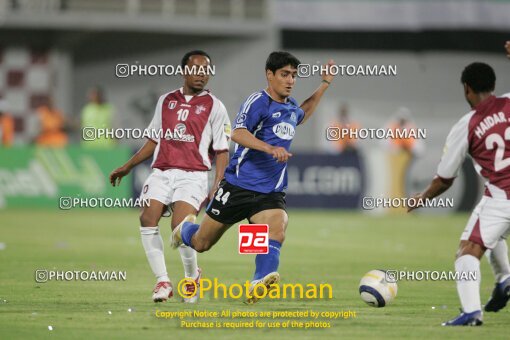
[299,60,336,125]
[109,138,156,186]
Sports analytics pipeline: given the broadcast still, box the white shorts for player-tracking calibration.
[140,168,208,211]
[461,196,510,249]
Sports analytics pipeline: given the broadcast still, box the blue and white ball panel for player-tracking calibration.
[359,285,386,307]
[359,269,398,307]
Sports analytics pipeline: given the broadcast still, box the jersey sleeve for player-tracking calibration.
[436,114,471,179]
[210,99,231,152]
[297,107,305,125]
[146,94,164,142]
[502,92,510,99]
[233,93,265,132]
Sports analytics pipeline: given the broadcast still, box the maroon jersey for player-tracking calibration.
[437,93,510,199]
[147,88,230,171]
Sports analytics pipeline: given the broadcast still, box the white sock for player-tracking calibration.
[487,240,510,283]
[140,226,170,283]
[179,244,199,278]
[455,255,481,313]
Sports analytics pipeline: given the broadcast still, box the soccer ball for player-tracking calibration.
[359,270,397,307]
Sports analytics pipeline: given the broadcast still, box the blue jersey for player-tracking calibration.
[225,90,305,193]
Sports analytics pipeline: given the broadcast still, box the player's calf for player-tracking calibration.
[251,208,288,244]
[177,214,229,252]
[191,237,214,253]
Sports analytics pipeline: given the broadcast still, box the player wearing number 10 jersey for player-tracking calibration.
[109,50,231,303]
[409,41,510,326]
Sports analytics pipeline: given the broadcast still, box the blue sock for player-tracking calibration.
[253,239,281,281]
[181,222,199,248]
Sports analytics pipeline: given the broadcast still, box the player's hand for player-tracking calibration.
[407,193,423,213]
[506,41,510,59]
[268,146,292,163]
[109,165,131,187]
[321,59,336,85]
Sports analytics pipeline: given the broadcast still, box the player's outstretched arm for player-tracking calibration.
[232,128,292,163]
[408,111,468,211]
[407,176,453,212]
[299,60,336,125]
[109,139,157,186]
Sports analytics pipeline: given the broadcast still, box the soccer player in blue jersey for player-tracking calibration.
[171,51,335,303]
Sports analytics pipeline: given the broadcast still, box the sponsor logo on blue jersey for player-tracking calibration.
[273,122,295,140]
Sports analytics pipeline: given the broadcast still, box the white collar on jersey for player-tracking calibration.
[179,87,209,98]
[263,89,289,104]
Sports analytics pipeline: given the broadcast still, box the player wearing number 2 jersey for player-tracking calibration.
[409,41,510,326]
[109,51,231,303]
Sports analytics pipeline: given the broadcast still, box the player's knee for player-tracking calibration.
[456,241,485,259]
[139,211,158,227]
[192,234,213,253]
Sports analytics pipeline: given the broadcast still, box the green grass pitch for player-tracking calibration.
[0,209,509,339]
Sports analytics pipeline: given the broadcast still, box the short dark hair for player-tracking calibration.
[461,62,496,93]
[265,51,300,73]
[181,50,211,69]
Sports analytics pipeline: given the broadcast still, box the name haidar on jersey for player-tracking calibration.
[437,93,510,199]
[472,111,509,139]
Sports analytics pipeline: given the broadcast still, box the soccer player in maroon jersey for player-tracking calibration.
[109,50,231,303]
[409,41,510,326]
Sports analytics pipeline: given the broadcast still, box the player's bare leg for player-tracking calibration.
[191,215,231,252]
[172,213,231,252]
[170,201,197,229]
[139,199,173,302]
[170,201,201,303]
[245,209,288,304]
[443,240,485,325]
[250,208,288,243]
